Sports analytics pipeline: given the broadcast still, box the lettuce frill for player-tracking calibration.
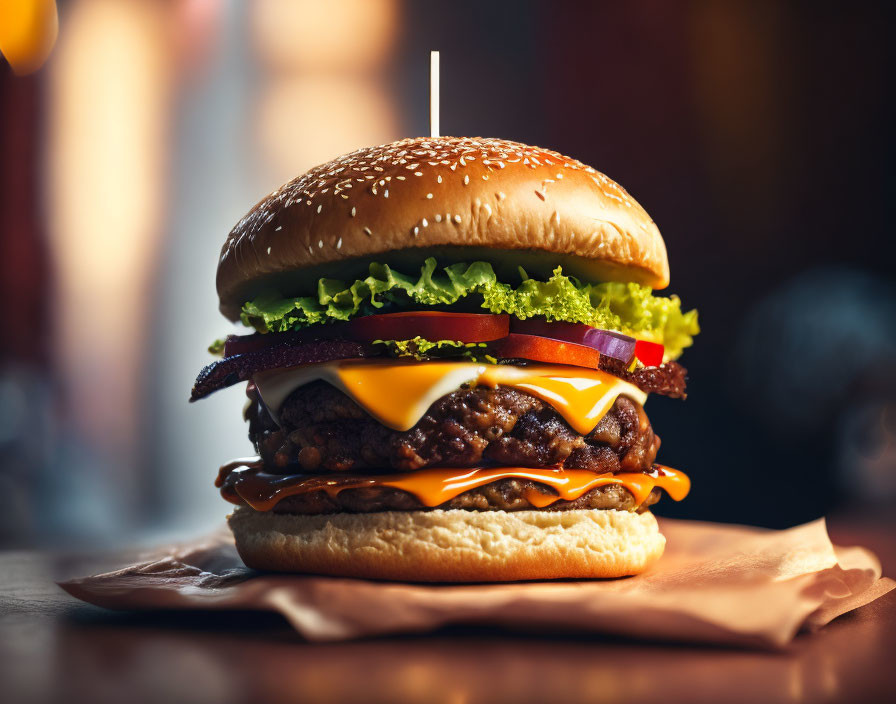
[240,258,699,359]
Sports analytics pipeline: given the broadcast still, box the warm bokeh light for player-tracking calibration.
[45,0,174,513]
[0,0,58,75]
[255,75,399,183]
[250,0,400,186]
[251,0,399,73]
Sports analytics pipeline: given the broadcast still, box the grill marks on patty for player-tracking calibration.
[246,382,660,475]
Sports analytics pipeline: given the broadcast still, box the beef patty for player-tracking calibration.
[246,382,660,474]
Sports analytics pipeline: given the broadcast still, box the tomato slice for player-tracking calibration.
[347,312,509,343]
[511,318,636,364]
[634,339,664,367]
[495,334,602,370]
[224,313,509,356]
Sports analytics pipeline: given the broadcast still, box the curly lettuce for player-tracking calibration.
[372,338,496,363]
[240,258,699,358]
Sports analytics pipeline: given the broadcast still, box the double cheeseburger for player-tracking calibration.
[193,136,698,581]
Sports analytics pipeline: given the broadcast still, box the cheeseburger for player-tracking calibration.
[192,136,698,581]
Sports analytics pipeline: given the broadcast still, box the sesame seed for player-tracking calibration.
[453,214,461,223]
[482,174,489,180]
[318,240,323,248]
[336,237,343,249]
[266,246,272,254]
[384,189,389,198]
[308,246,314,255]
[422,218,428,227]
[372,186,377,195]
[351,207,356,217]
[363,226,372,236]
[463,175,470,185]
[340,194,348,199]
[317,204,323,213]
[435,214,442,222]
[426,193,433,199]
[274,225,282,231]
[396,176,406,180]
[437,175,442,183]
[414,171,423,177]
[413,226,420,236]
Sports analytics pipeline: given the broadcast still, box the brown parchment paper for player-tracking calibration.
[59,518,894,648]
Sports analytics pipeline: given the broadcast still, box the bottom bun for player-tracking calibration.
[228,506,665,582]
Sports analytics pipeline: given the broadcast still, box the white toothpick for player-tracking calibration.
[430,50,440,138]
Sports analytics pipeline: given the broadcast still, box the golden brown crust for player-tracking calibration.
[228,506,666,581]
[217,137,669,319]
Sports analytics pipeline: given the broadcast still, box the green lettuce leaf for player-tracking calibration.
[240,258,699,359]
[373,338,496,363]
[207,338,226,356]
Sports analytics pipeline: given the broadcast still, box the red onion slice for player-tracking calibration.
[510,319,636,363]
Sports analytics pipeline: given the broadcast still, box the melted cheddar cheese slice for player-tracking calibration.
[254,360,647,435]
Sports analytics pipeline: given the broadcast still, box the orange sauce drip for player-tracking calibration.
[217,461,690,513]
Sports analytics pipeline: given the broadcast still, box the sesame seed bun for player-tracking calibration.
[227,506,666,582]
[217,136,669,320]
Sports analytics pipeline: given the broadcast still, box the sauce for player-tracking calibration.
[216,460,690,512]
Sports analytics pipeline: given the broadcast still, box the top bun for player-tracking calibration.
[217,136,669,320]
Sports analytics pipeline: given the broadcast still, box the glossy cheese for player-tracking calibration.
[254,360,647,435]
[216,461,691,512]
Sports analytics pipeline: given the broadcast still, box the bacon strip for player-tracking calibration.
[191,338,687,401]
[190,340,377,401]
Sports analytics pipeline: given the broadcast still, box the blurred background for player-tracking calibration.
[1,0,894,547]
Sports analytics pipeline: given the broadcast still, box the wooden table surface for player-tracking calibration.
[2,517,894,704]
